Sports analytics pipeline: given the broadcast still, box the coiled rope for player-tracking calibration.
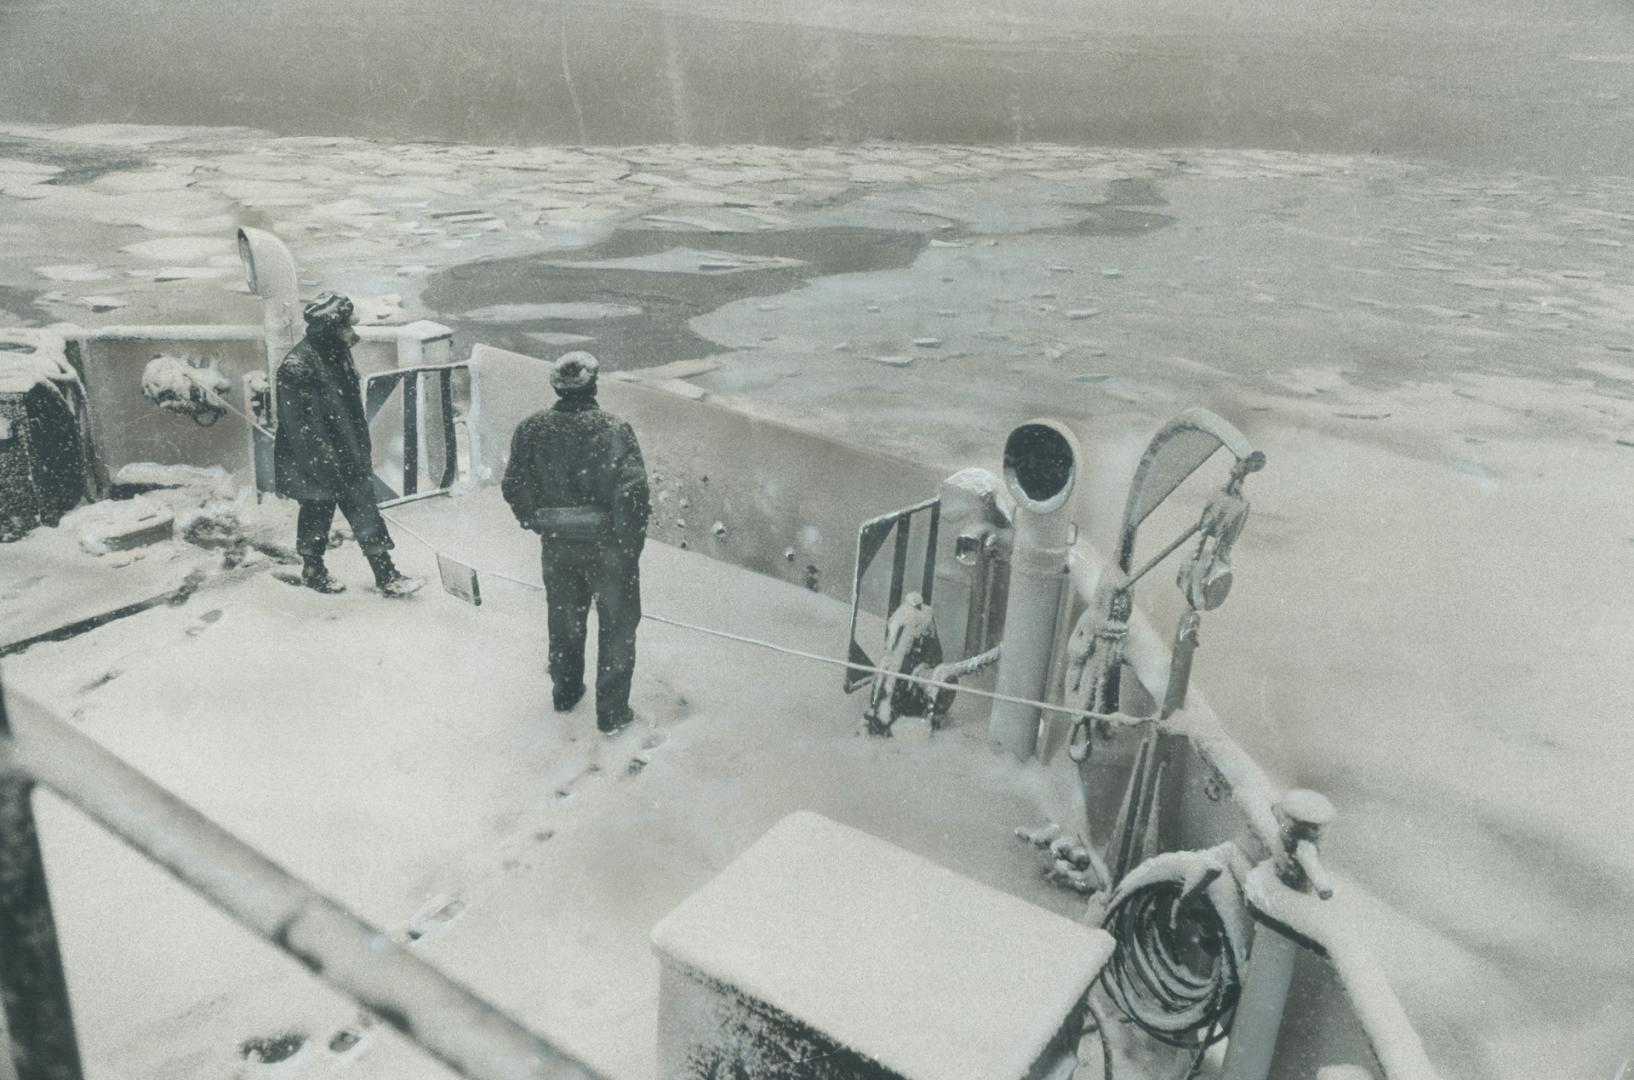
[1099,879,1241,1079]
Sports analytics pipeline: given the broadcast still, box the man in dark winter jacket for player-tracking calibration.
[274,292,422,597]
[502,352,651,733]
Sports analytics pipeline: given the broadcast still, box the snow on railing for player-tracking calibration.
[0,682,605,1080]
[1071,547,1444,1080]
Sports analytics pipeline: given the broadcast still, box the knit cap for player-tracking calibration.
[551,351,599,393]
[303,292,354,325]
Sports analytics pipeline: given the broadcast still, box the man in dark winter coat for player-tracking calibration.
[274,292,422,597]
[502,352,651,733]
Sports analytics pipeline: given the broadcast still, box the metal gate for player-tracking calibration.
[365,363,470,508]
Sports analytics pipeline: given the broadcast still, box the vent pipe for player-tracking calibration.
[236,228,300,400]
[988,420,1081,758]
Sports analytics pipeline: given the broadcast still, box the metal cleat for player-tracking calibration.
[862,593,949,735]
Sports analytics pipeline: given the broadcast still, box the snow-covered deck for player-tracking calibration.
[4,487,1073,1080]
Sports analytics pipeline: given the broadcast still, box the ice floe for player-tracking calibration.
[457,302,642,322]
[121,236,236,262]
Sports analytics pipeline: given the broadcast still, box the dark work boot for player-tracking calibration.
[366,552,424,598]
[300,557,347,594]
[597,706,634,735]
[552,683,586,713]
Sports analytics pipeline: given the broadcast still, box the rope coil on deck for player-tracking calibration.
[1099,878,1241,1077]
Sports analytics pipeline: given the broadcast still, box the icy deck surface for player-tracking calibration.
[0,522,215,650]
[653,811,1113,1080]
[4,488,1075,1080]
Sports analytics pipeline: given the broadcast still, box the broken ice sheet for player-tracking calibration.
[91,169,195,194]
[311,197,390,219]
[848,163,925,183]
[684,165,798,185]
[640,209,770,233]
[543,249,803,275]
[121,236,235,262]
[213,179,316,206]
[352,295,403,323]
[525,332,596,346]
[76,296,129,312]
[88,188,234,230]
[134,267,231,282]
[457,302,641,322]
[33,123,195,145]
[36,265,112,283]
[0,158,62,178]
[213,156,317,182]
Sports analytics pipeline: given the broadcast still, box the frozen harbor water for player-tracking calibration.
[0,124,1631,1079]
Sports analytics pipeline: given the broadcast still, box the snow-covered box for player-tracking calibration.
[650,811,1115,1079]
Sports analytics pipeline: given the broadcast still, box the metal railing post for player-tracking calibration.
[1221,789,1336,1080]
[0,688,84,1080]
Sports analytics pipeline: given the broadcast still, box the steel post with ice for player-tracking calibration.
[988,419,1080,759]
[0,684,85,1080]
[1222,789,1337,1080]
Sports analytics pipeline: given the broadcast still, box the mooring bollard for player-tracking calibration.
[1221,789,1336,1080]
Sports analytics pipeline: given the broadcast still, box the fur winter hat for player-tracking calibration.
[551,351,599,394]
[303,292,354,326]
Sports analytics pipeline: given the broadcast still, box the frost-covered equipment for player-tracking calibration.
[1065,410,1265,885]
[988,420,1081,759]
[862,591,953,735]
[844,468,1025,735]
[843,425,1084,743]
[939,467,1014,659]
[0,355,87,541]
[651,811,1115,1080]
[139,354,231,424]
[1221,792,1338,1080]
[1097,842,1254,1073]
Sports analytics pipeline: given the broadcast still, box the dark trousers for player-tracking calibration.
[540,540,641,721]
[296,495,393,558]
